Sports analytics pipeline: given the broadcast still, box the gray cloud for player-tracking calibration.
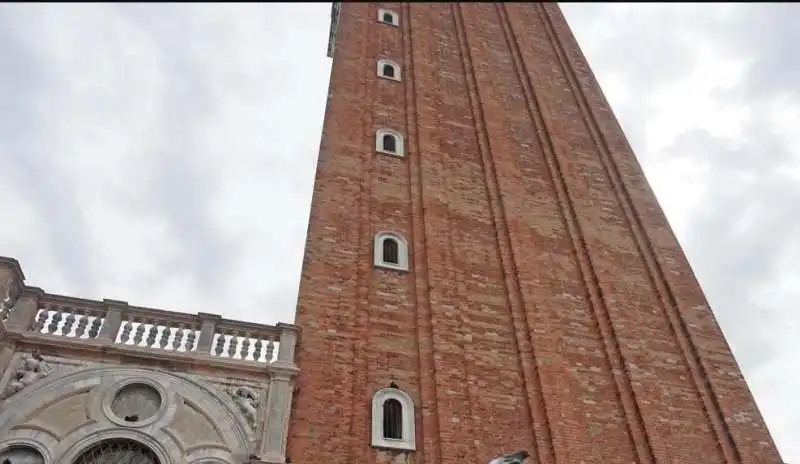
[0,2,796,460]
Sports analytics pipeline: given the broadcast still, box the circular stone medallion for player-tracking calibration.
[110,383,163,424]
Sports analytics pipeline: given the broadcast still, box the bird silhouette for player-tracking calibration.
[488,450,531,464]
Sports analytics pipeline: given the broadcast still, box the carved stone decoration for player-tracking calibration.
[1,350,52,400]
[0,366,253,464]
[0,446,45,464]
[110,382,163,425]
[231,385,260,427]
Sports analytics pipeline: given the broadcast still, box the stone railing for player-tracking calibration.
[0,257,299,367]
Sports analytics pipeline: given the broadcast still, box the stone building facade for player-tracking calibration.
[287,2,783,464]
[0,256,299,464]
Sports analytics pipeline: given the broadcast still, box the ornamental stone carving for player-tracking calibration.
[1,350,52,400]
[231,386,260,428]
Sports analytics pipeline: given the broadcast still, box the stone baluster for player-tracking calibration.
[254,338,264,362]
[158,325,171,349]
[264,336,276,362]
[132,319,146,346]
[5,287,45,331]
[184,329,196,352]
[171,325,186,350]
[240,334,251,361]
[227,332,238,358]
[98,299,127,343]
[74,308,89,338]
[197,312,221,354]
[147,320,159,347]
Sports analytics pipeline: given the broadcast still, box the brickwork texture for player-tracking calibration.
[288,3,783,464]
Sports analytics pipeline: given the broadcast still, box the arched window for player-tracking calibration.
[382,238,399,264]
[378,9,399,26]
[382,398,403,439]
[377,59,401,81]
[374,232,409,271]
[382,133,397,153]
[73,439,160,464]
[0,445,45,464]
[371,386,416,450]
[375,129,404,157]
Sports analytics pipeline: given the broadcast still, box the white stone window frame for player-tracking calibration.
[373,232,409,272]
[377,59,402,82]
[371,387,416,451]
[378,9,399,27]
[375,128,405,157]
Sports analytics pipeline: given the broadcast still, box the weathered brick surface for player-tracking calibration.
[289,3,782,464]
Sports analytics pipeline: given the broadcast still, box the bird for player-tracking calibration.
[488,450,531,464]
[124,414,139,422]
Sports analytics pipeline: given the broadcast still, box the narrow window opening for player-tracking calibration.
[382,239,399,264]
[382,398,403,440]
[382,134,396,153]
[383,12,395,24]
[382,64,395,78]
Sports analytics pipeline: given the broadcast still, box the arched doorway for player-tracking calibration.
[72,439,159,464]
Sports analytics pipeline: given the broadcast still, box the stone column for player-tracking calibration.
[5,287,44,331]
[258,365,299,464]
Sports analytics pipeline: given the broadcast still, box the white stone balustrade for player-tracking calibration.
[0,257,299,367]
[18,294,293,364]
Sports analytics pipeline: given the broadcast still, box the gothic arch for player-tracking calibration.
[0,365,254,464]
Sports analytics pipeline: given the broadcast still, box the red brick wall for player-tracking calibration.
[288,3,782,464]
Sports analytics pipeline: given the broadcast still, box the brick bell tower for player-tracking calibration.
[288,3,782,464]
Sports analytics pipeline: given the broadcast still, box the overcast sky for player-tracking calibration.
[0,2,797,460]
